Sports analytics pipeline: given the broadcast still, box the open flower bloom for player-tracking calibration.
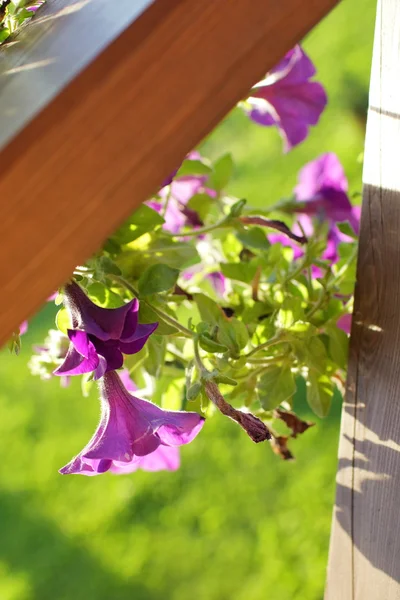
[294,153,360,233]
[54,282,158,380]
[245,46,327,151]
[268,154,360,278]
[59,371,205,476]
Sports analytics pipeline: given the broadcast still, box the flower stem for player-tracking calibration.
[112,275,193,338]
[244,335,285,359]
[163,216,231,238]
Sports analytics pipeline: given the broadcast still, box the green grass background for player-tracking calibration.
[0,2,375,599]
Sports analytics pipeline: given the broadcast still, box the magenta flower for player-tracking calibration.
[337,314,352,335]
[59,371,205,476]
[294,153,359,233]
[245,46,327,151]
[54,282,157,380]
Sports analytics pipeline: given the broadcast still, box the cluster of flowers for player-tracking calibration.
[23,45,360,473]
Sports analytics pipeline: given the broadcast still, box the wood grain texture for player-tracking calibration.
[0,0,339,343]
[325,1,400,597]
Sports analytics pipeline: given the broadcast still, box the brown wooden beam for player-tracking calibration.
[0,0,339,344]
[325,0,400,597]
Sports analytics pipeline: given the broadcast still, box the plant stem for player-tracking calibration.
[161,186,173,218]
[163,216,231,238]
[244,335,285,359]
[112,275,193,338]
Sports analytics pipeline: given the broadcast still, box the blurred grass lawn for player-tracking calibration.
[0,2,375,599]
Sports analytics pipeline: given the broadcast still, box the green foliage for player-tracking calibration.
[138,264,180,296]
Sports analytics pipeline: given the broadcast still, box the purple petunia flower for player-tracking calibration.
[59,371,205,476]
[268,155,360,278]
[54,282,157,380]
[294,153,360,233]
[244,45,327,151]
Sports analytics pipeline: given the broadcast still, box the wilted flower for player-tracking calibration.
[244,46,327,151]
[59,371,205,476]
[54,282,157,380]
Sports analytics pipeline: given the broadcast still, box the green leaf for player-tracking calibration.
[194,293,224,326]
[186,382,202,401]
[327,326,349,370]
[275,297,304,329]
[209,153,234,190]
[257,365,296,410]
[198,334,228,354]
[187,193,214,221]
[139,304,178,335]
[221,260,259,284]
[87,282,123,308]
[305,336,328,373]
[138,263,180,296]
[229,198,247,218]
[306,371,334,417]
[56,308,71,335]
[236,227,270,251]
[217,318,249,354]
[98,256,122,276]
[118,237,201,275]
[176,159,212,178]
[337,221,358,239]
[214,374,237,386]
[144,335,166,377]
[112,205,165,244]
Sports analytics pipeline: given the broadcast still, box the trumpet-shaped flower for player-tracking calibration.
[59,372,205,475]
[54,282,157,380]
[245,46,327,151]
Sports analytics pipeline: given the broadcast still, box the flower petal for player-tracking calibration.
[64,282,138,341]
[110,445,180,473]
[119,323,158,355]
[53,343,99,377]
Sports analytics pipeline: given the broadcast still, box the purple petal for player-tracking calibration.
[64,282,138,341]
[120,299,139,341]
[53,344,99,377]
[59,372,204,476]
[337,314,352,335]
[131,396,205,446]
[110,445,180,473]
[272,46,316,84]
[119,322,158,355]
[68,330,91,358]
[206,272,226,297]
[92,339,124,372]
[295,153,348,199]
[247,46,327,151]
